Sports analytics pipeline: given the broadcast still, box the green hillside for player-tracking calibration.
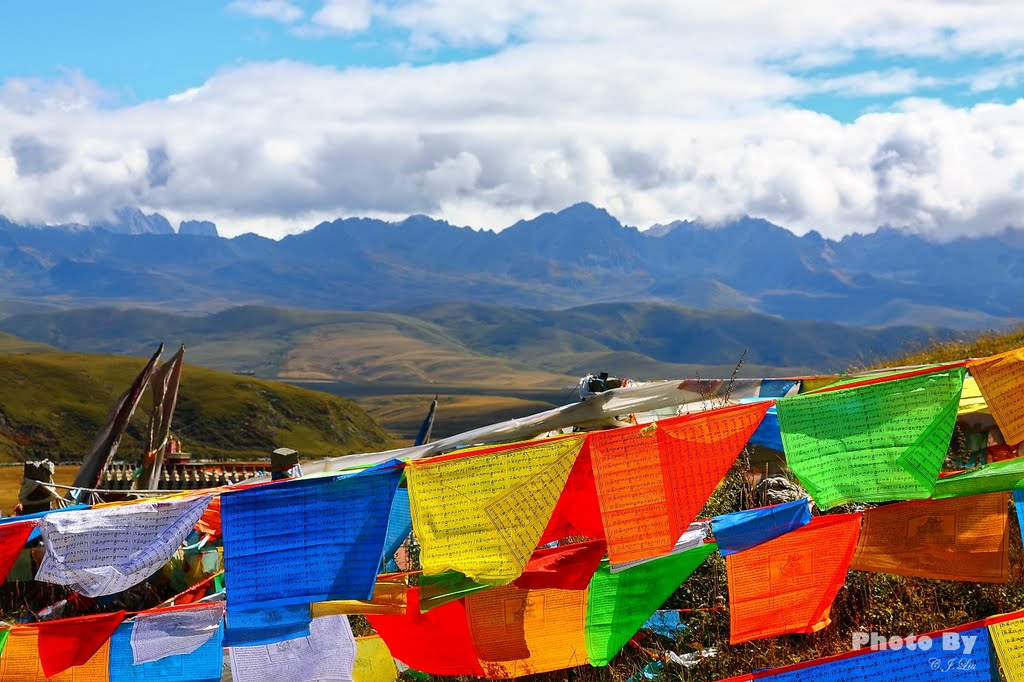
[0,351,391,463]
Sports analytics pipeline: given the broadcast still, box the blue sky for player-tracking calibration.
[0,1,1022,238]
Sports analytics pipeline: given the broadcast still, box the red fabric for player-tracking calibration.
[513,540,607,591]
[368,589,485,676]
[35,610,125,677]
[537,443,605,544]
[0,521,33,582]
[194,496,221,537]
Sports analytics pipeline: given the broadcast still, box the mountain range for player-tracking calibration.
[1,202,1021,328]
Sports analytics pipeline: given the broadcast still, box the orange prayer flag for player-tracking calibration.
[367,588,486,677]
[969,348,1024,445]
[590,402,771,565]
[466,584,589,678]
[1,626,111,681]
[726,514,860,644]
[850,492,1010,583]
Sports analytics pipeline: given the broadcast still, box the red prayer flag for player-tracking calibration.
[513,540,607,591]
[538,443,605,545]
[368,589,485,677]
[0,521,34,582]
[35,610,125,677]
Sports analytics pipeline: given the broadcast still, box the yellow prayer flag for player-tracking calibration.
[0,628,109,682]
[969,348,1024,444]
[408,436,584,584]
[353,636,398,682]
[313,577,408,616]
[990,613,1024,682]
[959,376,990,415]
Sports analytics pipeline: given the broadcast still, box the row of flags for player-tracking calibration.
[3,347,1024,679]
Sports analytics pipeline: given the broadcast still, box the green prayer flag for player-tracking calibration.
[776,368,965,510]
[585,542,715,666]
[0,628,8,656]
[418,570,490,613]
[933,457,1024,499]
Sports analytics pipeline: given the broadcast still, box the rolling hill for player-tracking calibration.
[0,303,964,440]
[0,350,391,463]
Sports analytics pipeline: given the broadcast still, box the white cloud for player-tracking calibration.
[2,2,1024,240]
[228,0,304,23]
[304,0,373,35]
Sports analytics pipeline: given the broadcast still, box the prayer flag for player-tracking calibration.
[383,488,411,564]
[513,540,607,591]
[35,495,212,597]
[353,636,398,682]
[466,584,589,678]
[313,574,409,616]
[129,602,225,664]
[933,457,1024,499]
[224,603,311,647]
[777,368,965,509]
[711,498,812,556]
[990,612,1024,682]
[35,610,124,678]
[754,625,995,682]
[418,570,490,613]
[222,460,403,612]
[589,403,770,565]
[537,442,604,545]
[408,436,584,584]
[726,514,860,644]
[586,543,716,666]
[970,348,1024,444]
[368,588,487,677]
[851,492,1009,583]
[1,626,110,681]
[228,614,356,682]
[109,617,224,682]
[0,521,34,583]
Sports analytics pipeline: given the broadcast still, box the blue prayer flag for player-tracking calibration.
[760,626,995,682]
[384,488,412,562]
[1012,489,1024,536]
[711,497,811,556]
[224,603,311,647]
[643,610,686,637]
[108,620,224,682]
[222,460,404,612]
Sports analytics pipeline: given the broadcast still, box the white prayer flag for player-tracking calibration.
[131,602,226,665]
[36,494,212,596]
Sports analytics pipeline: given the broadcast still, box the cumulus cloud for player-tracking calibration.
[228,0,303,23]
[1,2,1024,239]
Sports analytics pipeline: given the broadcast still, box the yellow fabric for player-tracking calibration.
[408,436,584,585]
[970,348,1024,443]
[990,615,1024,682]
[353,636,398,682]
[959,376,990,415]
[0,628,109,682]
[313,578,408,615]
